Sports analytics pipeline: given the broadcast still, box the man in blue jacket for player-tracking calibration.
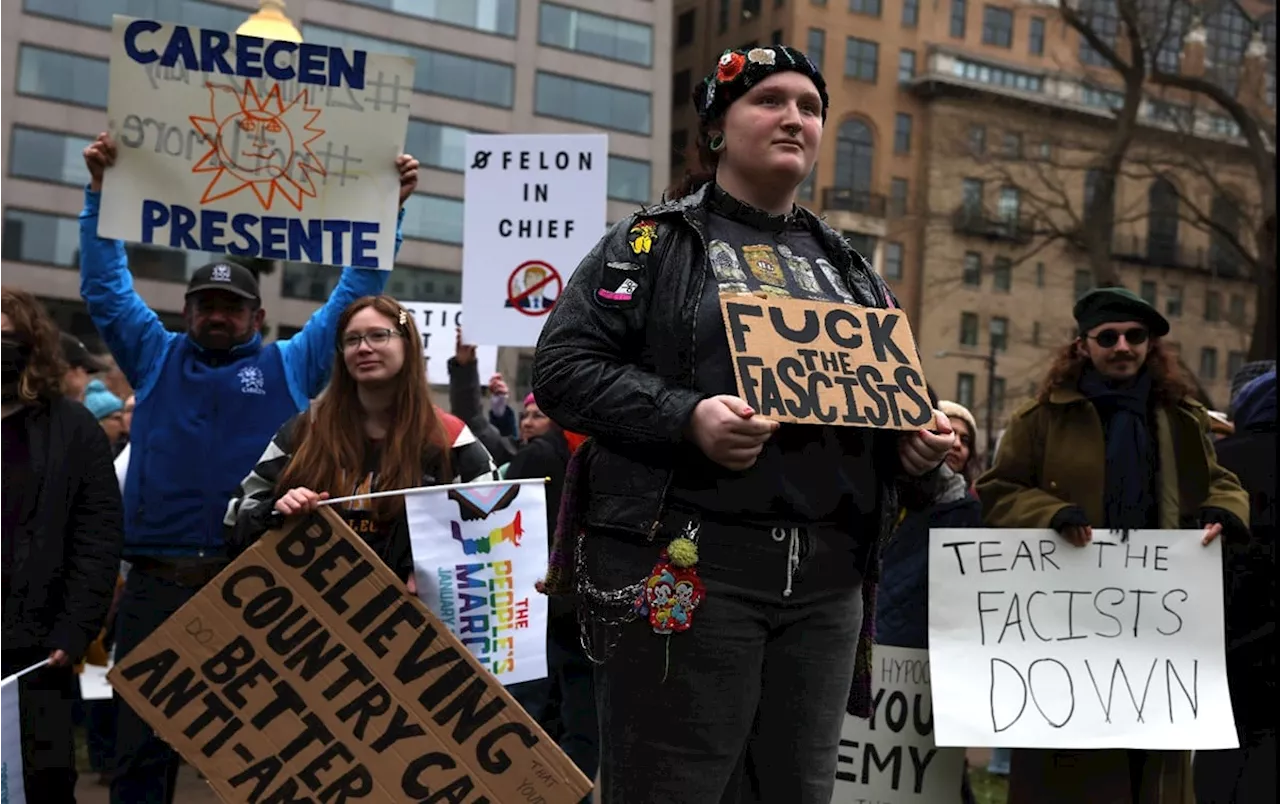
[79,132,418,804]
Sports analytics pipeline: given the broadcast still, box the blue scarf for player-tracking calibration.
[1078,367,1156,530]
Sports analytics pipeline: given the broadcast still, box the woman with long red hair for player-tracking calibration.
[226,295,496,581]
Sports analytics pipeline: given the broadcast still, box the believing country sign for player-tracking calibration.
[927,528,1237,751]
[461,134,608,348]
[107,507,591,804]
[99,16,414,269]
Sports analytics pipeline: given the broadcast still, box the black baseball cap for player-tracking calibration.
[60,332,109,373]
[186,261,260,302]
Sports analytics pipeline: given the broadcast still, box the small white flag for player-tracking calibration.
[1,663,42,804]
[406,480,549,686]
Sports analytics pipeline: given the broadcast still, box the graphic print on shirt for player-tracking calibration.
[342,471,378,535]
[708,240,749,285]
[815,257,856,302]
[742,244,787,288]
[777,243,823,296]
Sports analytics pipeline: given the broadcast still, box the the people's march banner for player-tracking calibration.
[406,480,549,686]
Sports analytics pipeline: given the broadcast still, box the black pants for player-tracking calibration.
[109,568,201,804]
[2,646,78,803]
[586,518,864,804]
[1195,731,1277,803]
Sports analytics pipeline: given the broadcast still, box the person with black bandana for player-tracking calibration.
[2,287,123,803]
[532,45,954,804]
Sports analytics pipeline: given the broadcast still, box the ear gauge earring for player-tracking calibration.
[708,134,725,152]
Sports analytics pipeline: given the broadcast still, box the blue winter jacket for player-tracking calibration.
[78,187,402,558]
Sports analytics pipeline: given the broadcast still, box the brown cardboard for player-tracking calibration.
[719,293,932,430]
[108,507,592,804]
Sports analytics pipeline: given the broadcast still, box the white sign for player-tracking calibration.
[928,529,1237,750]
[461,134,609,347]
[407,481,549,685]
[832,646,964,804]
[79,663,115,702]
[400,301,498,385]
[1,673,25,804]
[100,16,414,269]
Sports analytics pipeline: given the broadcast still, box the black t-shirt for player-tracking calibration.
[2,407,32,604]
[339,440,396,565]
[668,186,879,525]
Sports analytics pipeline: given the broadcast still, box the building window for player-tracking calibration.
[834,119,875,194]
[902,0,919,27]
[1147,175,1180,266]
[962,178,984,214]
[1037,140,1052,160]
[386,266,463,302]
[951,0,968,38]
[845,37,880,82]
[1205,291,1222,322]
[534,72,651,134]
[1166,285,1183,317]
[1079,1,1120,66]
[772,29,784,45]
[673,70,692,108]
[8,126,93,186]
[608,155,651,203]
[1227,350,1246,380]
[1035,262,1044,287]
[894,113,913,154]
[850,0,882,17]
[1228,293,1245,325]
[332,0,518,35]
[1199,347,1218,381]
[405,120,473,172]
[671,129,689,167]
[898,49,917,83]
[23,0,263,32]
[807,28,826,70]
[884,242,904,279]
[969,125,987,155]
[960,312,980,346]
[963,252,982,286]
[1029,16,1046,55]
[1002,132,1022,159]
[798,167,816,201]
[992,257,1012,292]
[1140,280,1158,306]
[1074,269,1093,299]
[677,9,696,46]
[982,5,1014,48]
[889,178,909,216]
[17,46,108,108]
[743,0,763,17]
[992,376,1007,412]
[540,4,655,65]
[997,186,1020,224]
[990,316,1009,351]
[1209,193,1243,276]
[957,373,976,409]
[719,0,731,32]
[3,208,80,268]
[303,25,515,108]
[950,57,1044,92]
[402,193,465,244]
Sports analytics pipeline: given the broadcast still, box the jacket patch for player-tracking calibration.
[629,220,658,255]
[597,260,644,306]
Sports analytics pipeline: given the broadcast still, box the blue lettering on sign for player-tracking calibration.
[123,19,366,89]
[140,200,380,267]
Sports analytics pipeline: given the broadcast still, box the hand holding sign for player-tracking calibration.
[396,153,419,207]
[686,395,779,471]
[84,132,118,193]
[274,486,330,516]
[899,409,957,477]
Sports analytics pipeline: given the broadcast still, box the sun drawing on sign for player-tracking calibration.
[189,80,327,212]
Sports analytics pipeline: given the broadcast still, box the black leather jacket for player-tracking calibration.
[533,183,941,545]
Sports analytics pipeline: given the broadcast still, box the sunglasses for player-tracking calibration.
[1086,327,1149,349]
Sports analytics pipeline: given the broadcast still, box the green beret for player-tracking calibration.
[1073,286,1170,338]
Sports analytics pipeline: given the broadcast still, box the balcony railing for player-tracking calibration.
[1109,233,1248,278]
[950,205,1036,244]
[822,188,888,218]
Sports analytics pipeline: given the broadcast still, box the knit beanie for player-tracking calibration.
[84,379,123,420]
[694,45,829,124]
[938,400,978,437]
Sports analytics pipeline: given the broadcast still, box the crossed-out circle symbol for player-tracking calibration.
[506,260,562,317]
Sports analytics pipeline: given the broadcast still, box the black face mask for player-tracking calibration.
[2,334,32,404]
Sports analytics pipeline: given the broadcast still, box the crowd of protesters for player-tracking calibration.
[0,43,1273,804]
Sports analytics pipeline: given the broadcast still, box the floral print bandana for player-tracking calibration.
[693,45,829,124]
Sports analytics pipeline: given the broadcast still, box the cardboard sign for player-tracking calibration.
[107,507,592,803]
[719,294,932,429]
[833,646,964,804]
[100,16,414,269]
[399,301,498,385]
[927,528,1237,750]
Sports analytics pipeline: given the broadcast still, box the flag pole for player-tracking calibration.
[319,476,549,508]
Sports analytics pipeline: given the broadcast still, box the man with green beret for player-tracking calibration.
[975,286,1250,804]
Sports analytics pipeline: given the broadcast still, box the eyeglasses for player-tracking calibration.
[339,328,402,352]
[1086,327,1149,349]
